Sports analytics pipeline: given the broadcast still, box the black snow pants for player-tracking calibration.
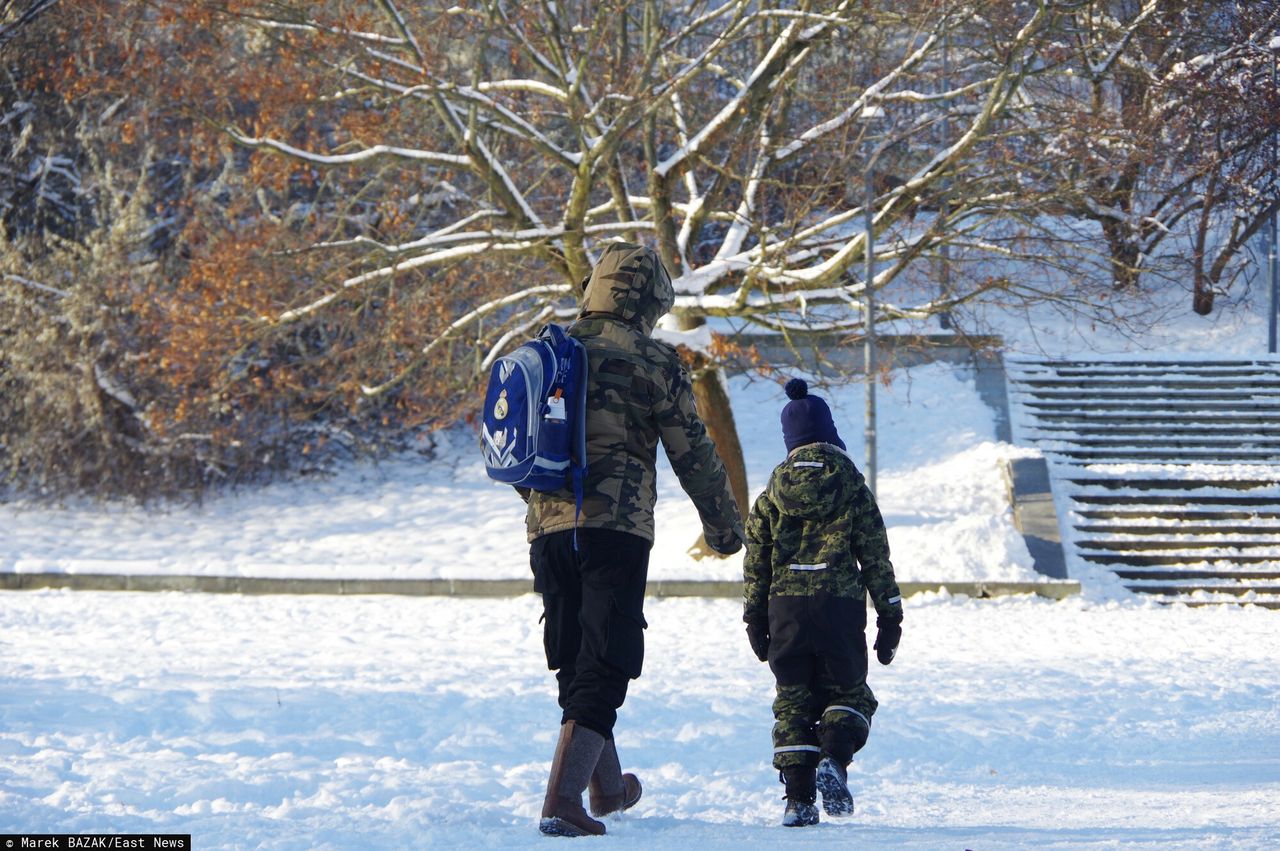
[768,595,877,770]
[530,527,650,738]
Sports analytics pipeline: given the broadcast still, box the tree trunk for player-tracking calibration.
[1101,219,1141,290]
[673,314,750,560]
[1192,276,1215,315]
[692,366,750,515]
[1192,175,1216,316]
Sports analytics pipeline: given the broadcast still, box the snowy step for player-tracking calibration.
[1011,382,1280,393]
[1026,425,1275,438]
[1007,373,1280,386]
[1025,413,1280,427]
[1121,581,1280,597]
[1012,378,1280,390]
[1055,450,1280,464]
[1007,358,1280,370]
[1081,552,1278,566]
[1007,368,1280,379]
[1075,523,1280,537]
[1153,597,1280,609]
[1078,538,1280,552]
[1050,432,1280,442]
[1034,437,1274,450]
[1010,388,1280,401]
[1066,478,1280,492]
[1113,568,1280,581]
[1075,508,1280,521]
[1021,401,1280,413]
[1034,440,1280,455]
[1048,438,1280,449]
[1007,367,1280,378]
[1069,494,1280,507]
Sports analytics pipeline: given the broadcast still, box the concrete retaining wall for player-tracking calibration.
[0,572,1080,600]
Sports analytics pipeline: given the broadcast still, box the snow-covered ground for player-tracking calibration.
[1,591,1277,848]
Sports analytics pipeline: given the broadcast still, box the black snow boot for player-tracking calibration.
[815,756,854,816]
[780,766,819,827]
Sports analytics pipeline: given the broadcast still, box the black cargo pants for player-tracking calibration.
[530,527,650,738]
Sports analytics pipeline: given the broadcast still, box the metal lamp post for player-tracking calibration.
[1270,36,1279,354]
[938,31,953,332]
[862,105,885,494]
[864,156,877,495]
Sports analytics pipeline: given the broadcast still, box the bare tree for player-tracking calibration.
[214,1,1135,522]
[1010,1,1280,313]
[14,0,1254,500]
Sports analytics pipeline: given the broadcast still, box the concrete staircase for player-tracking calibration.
[1006,358,1280,607]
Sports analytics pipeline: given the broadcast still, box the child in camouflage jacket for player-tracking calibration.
[742,378,904,827]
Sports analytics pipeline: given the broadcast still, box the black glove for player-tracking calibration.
[705,525,744,556]
[874,616,902,666]
[745,619,770,662]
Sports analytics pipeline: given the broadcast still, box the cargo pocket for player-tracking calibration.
[540,592,570,671]
[531,541,569,671]
[603,597,647,680]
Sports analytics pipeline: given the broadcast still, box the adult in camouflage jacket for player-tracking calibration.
[527,242,744,837]
[742,378,903,826]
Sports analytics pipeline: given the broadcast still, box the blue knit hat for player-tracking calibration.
[780,378,846,452]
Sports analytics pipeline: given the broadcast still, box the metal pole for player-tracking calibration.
[1270,207,1277,354]
[1270,41,1278,354]
[864,161,877,494]
[939,30,953,331]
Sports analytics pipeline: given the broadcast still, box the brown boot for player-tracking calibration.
[588,737,643,817]
[540,721,607,837]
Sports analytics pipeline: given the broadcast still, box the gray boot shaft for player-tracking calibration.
[540,721,607,837]
[588,738,643,817]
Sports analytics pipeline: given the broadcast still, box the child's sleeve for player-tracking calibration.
[742,491,777,625]
[851,483,904,622]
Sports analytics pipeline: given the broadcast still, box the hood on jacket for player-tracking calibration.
[579,242,674,334]
[767,443,862,521]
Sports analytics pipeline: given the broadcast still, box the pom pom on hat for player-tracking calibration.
[784,378,808,400]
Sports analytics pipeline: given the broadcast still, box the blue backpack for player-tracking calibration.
[480,323,588,517]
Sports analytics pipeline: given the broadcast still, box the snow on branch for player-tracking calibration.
[314,225,566,260]
[436,95,548,231]
[654,1,850,179]
[771,30,939,163]
[274,237,561,325]
[475,79,570,101]
[251,15,406,46]
[360,283,572,397]
[324,58,579,169]
[1085,0,1162,79]
[226,129,470,168]
[3,272,70,298]
[93,362,138,411]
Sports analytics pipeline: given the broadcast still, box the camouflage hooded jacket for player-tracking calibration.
[524,243,742,546]
[743,442,903,632]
